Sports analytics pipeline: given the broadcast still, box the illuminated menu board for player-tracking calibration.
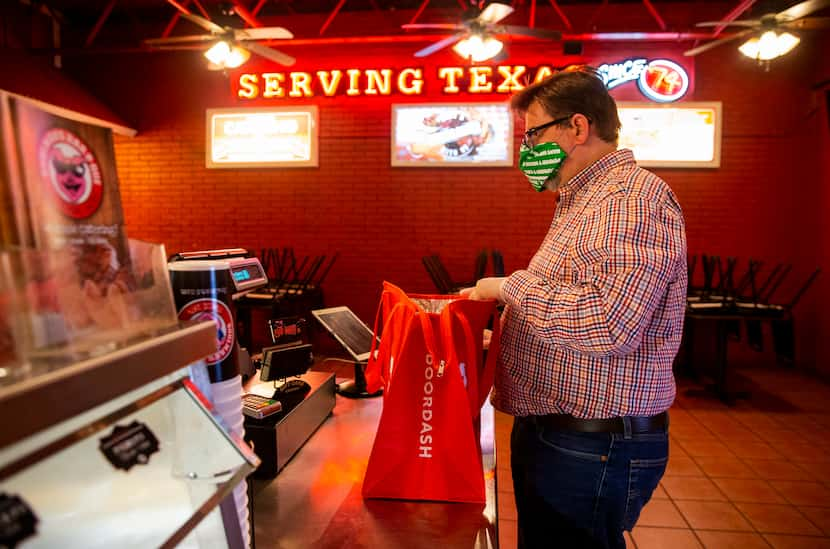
[391,103,513,167]
[206,107,318,168]
[617,102,722,168]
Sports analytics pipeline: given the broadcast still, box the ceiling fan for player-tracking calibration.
[144,5,296,69]
[684,0,830,59]
[403,2,562,61]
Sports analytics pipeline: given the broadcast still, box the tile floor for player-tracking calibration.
[494,364,830,548]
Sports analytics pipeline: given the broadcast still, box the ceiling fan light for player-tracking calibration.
[738,36,761,58]
[739,30,801,61]
[477,37,504,61]
[452,35,503,62]
[224,45,251,69]
[452,37,473,59]
[757,30,780,59]
[775,31,800,56]
[205,40,232,65]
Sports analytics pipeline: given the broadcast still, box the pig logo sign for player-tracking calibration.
[38,128,103,219]
[177,298,235,365]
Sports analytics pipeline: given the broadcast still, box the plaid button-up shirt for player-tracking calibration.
[494,149,687,418]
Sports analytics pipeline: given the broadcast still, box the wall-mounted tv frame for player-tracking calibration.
[391,102,513,168]
[206,106,318,168]
[617,101,722,168]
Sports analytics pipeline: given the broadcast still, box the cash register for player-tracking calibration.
[170,248,268,299]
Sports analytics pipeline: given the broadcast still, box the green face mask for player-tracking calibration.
[519,142,567,192]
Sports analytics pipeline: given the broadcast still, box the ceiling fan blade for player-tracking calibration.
[695,20,760,27]
[683,29,753,56]
[234,26,294,40]
[180,12,226,34]
[402,23,466,30]
[414,33,465,58]
[777,0,830,21]
[145,44,204,51]
[243,41,296,66]
[497,25,562,40]
[782,15,830,28]
[478,2,514,24]
[144,34,217,46]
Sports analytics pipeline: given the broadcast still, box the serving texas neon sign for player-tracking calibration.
[235,58,690,103]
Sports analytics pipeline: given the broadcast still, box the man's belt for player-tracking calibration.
[533,411,668,434]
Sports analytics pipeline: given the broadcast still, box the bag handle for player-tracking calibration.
[417,309,443,376]
[384,302,416,395]
[478,306,501,408]
[364,291,387,392]
[441,307,481,418]
[367,292,385,360]
[366,288,417,393]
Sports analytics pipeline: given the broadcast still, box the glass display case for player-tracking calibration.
[0,321,260,549]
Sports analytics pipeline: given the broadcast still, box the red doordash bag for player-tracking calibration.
[362,282,500,503]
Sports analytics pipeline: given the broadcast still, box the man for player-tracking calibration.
[462,68,687,549]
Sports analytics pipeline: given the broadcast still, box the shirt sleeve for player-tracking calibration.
[501,194,686,357]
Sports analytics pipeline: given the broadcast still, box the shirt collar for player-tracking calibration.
[558,148,636,197]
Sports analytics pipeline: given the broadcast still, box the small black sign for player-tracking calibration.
[99,420,160,471]
[0,493,38,548]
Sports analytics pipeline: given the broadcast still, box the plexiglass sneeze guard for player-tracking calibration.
[0,238,179,382]
[0,367,260,549]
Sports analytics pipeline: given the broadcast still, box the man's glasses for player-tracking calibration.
[521,115,574,149]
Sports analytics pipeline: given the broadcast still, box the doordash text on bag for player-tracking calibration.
[419,353,434,459]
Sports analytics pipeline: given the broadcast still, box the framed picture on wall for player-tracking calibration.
[617,101,722,168]
[206,106,318,168]
[391,103,513,167]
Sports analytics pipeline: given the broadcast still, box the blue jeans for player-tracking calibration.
[510,415,669,549]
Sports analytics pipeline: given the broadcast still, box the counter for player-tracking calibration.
[248,370,498,548]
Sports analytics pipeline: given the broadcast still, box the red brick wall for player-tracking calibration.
[59,29,828,370]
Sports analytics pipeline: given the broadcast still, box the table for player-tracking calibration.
[249,376,498,548]
[684,307,789,404]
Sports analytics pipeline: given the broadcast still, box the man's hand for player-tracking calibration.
[459,276,507,303]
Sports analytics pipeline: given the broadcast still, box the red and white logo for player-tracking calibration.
[637,59,689,103]
[178,298,235,365]
[38,128,103,219]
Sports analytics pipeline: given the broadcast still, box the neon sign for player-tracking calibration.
[597,59,648,89]
[599,58,689,102]
[637,59,689,103]
[234,59,690,103]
